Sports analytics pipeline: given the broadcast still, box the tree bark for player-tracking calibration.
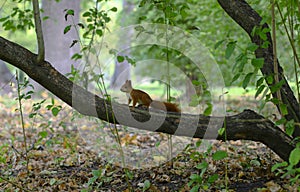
[0,36,295,162]
[217,0,300,137]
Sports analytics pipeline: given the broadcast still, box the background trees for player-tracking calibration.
[41,0,81,74]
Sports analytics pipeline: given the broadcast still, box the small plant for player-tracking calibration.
[15,73,35,173]
[272,140,300,190]
[188,141,228,191]
[46,98,62,117]
[82,168,113,191]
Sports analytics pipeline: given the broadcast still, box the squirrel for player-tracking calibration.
[120,80,180,112]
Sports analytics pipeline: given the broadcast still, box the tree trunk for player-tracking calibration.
[217,0,300,137]
[0,36,295,163]
[42,0,81,74]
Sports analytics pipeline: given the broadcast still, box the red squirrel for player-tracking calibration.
[120,80,180,112]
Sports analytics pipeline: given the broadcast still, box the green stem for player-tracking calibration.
[16,71,29,174]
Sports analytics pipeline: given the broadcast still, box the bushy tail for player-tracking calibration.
[151,100,180,112]
[163,102,180,112]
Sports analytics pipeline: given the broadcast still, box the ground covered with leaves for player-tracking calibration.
[0,93,298,191]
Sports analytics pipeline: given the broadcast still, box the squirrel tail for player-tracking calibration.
[163,102,181,112]
[151,100,180,112]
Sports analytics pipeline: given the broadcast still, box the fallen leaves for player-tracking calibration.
[0,94,297,191]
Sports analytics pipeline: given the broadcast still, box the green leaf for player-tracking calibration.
[214,39,225,49]
[279,103,288,116]
[242,72,253,89]
[66,9,74,16]
[139,16,147,21]
[261,41,270,48]
[208,174,218,183]
[43,16,50,21]
[266,75,273,84]
[92,169,102,177]
[203,103,212,116]
[256,77,265,87]
[255,85,265,98]
[212,150,227,160]
[250,159,261,166]
[270,80,285,93]
[143,180,151,192]
[246,43,259,52]
[275,117,286,125]
[286,120,295,136]
[289,148,300,166]
[218,127,225,136]
[230,73,240,85]
[87,176,97,186]
[64,25,71,34]
[125,169,133,180]
[25,95,32,100]
[82,12,91,17]
[0,16,9,22]
[51,107,60,116]
[39,131,48,138]
[189,94,200,107]
[110,7,118,12]
[196,161,208,170]
[96,29,103,36]
[180,8,188,19]
[225,41,236,59]
[117,55,125,63]
[29,112,37,118]
[190,174,202,183]
[271,161,288,172]
[251,58,264,68]
[192,80,201,86]
[235,53,248,72]
[190,185,200,192]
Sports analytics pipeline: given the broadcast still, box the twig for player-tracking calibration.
[16,71,29,173]
[271,1,282,114]
[276,2,300,69]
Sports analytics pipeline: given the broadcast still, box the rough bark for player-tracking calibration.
[0,36,295,162]
[217,0,300,137]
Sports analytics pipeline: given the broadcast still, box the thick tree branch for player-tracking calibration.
[217,0,300,137]
[0,36,295,162]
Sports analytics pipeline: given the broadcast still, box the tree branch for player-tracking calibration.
[32,0,45,63]
[217,0,300,137]
[0,36,295,162]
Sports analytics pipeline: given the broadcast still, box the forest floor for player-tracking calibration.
[0,92,298,191]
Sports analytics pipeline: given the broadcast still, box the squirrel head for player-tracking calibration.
[120,80,133,93]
